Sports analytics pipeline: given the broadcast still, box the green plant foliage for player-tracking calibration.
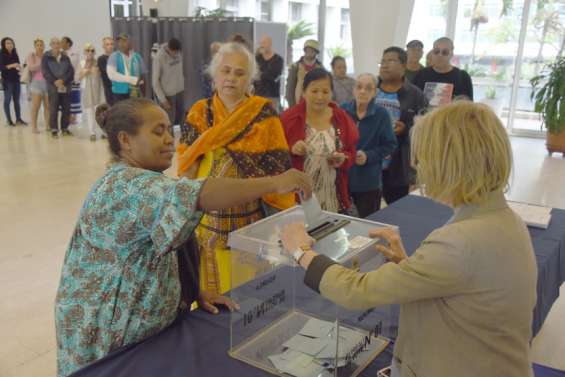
[326,45,351,60]
[287,20,315,41]
[530,57,565,134]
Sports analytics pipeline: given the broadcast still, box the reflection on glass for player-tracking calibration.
[406,0,448,58]
[514,0,564,132]
[453,0,522,127]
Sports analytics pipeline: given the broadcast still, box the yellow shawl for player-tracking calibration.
[177,94,295,210]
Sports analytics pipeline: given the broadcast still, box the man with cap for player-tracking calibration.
[285,39,323,107]
[106,33,147,103]
[405,40,424,83]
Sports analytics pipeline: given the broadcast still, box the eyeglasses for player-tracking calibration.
[433,48,450,56]
[355,84,376,92]
[380,58,400,66]
[86,49,95,53]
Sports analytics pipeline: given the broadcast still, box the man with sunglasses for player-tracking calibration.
[413,37,473,106]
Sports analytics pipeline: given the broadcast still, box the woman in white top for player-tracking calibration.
[79,44,104,141]
[281,101,537,377]
[26,38,49,134]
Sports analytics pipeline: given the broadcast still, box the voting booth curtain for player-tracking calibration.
[110,17,287,109]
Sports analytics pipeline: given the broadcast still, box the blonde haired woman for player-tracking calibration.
[79,43,104,141]
[177,42,297,294]
[26,38,49,133]
[280,101,537,377]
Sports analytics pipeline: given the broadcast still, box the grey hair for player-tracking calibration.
[206,42,258,89]
[356,73,378,87]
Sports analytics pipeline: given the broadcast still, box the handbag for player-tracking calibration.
[20,65,31,84]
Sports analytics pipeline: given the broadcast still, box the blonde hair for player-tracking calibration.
[411,101,512,207]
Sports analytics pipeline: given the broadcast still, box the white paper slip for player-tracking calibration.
[317,327,364,359]
[299,318,335,338]
[282,334,328,356]
[348,235,375,250]
[508,201,552,229]
[301,193,324,228]
[269,350,322,377]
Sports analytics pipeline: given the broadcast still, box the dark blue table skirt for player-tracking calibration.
[72,195,565,377]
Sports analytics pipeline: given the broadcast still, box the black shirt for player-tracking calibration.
[0,51,21,82]
[413,66,474,102]
[97,54,112,89]
[255,53,284,98]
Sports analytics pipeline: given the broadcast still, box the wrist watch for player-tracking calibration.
[291,245,311,263]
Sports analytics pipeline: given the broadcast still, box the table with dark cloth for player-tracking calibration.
[72,195,565,377]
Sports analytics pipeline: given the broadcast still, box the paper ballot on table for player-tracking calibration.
[301,193,324,228]
[282,334,328,356]
[299,318,335,338]
[269,349,325,377]
[508,201,552,229]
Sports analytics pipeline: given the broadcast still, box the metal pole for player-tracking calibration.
[508,0,532,132]
[318,0,327,64]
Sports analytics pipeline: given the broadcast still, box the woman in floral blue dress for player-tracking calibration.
[54,98,312,377]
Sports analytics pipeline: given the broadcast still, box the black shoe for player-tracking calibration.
[62,130,72,136]
[16,119,28,126]
[51,131,59,138]
[6,121,15,127]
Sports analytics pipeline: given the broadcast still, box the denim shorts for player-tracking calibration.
[30,79,47,95]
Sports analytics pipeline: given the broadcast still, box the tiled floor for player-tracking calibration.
[0,114,564,376]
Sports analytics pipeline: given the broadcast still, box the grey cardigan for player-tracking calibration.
[305,191,537,377]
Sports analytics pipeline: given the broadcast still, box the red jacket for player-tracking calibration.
[280,100,359,210]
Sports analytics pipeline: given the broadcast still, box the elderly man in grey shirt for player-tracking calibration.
[152,38,185,126]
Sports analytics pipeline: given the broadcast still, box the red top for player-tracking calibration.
[280,100,359,211]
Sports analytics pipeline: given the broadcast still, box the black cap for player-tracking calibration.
[116,33,130,41]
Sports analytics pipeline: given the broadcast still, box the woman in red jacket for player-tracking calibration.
[281,68,358,213]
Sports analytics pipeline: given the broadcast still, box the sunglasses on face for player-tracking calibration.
[433,48,450,56]
[86,49,95,53]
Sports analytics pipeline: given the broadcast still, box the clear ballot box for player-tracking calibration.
[227,205,397,377]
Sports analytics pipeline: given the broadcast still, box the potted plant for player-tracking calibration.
[530,56,565,156]
[481,86,503,117]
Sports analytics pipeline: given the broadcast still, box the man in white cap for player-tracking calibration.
[285,39,323,107]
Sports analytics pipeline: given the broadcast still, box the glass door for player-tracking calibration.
[453,0,525,127]
[509,0,564,135]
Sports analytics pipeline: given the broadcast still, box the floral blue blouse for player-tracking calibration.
[55,163,203,377]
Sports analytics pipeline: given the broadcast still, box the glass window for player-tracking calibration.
[453,0,523,129]
[406,0,448,56]
[340,9,350,40]
[258,0,272,21]
[113,4,125,17]
[289,2,303,22]
[512,0,564,133]
[220,0,238,16]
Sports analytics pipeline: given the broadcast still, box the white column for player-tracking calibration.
[349,0,414,75]
[318,0,327,64]
[445,0,459,40]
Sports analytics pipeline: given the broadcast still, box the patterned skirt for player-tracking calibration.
[70,82,81,114]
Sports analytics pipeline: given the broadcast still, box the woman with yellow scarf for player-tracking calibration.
[177,42,295,294]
